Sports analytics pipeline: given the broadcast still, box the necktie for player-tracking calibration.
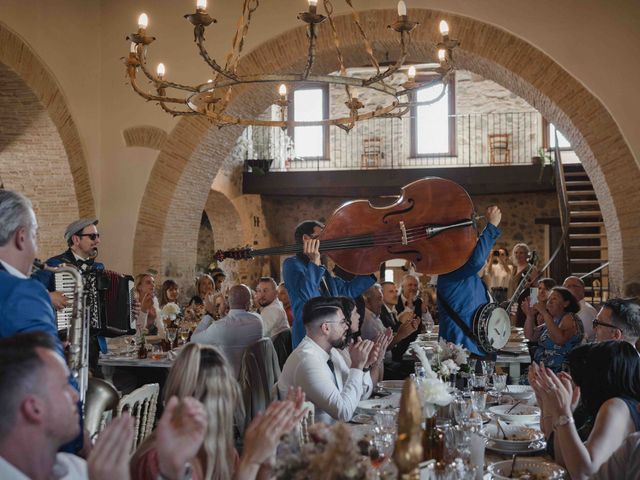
[327,358,338,387]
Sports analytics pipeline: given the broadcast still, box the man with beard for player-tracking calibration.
[255,277,290,337]
[283,220,376,348]
[277,297,379,423]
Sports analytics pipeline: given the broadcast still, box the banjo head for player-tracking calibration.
[475,303,511,352]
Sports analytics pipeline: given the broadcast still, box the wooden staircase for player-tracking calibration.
[563,163,609,302]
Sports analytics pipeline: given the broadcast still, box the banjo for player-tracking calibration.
[441,251,538,353]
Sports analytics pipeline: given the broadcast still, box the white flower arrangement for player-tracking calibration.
[435,339,470,378]
[161,302,180,319]
[411,346,454,417]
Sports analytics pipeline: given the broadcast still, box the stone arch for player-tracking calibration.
[0,22,95,224]
[134,8,639,291]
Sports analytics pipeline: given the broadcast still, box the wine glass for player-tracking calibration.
[470,374,487,392]
[481,360,495,377]
[492,373,507,404]
[470,391,487,413]
[452,397,472,425]
[178,327,190,344]
[166,328,178,348]
[422,313,435,337]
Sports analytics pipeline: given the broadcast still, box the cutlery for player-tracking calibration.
[508,453,517,478]
[496,418,508,439]
[506,400,523,414]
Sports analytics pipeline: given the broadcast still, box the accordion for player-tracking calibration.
[54,270,135,337]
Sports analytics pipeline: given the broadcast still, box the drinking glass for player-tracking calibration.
[166,328,178,347]
[492,373,507,404]
[178,327,190,344]
[469,374,487,392]
[452,397,472,425]
[423,314,435,336]
[470,391,487,413]
[481,360,495,377]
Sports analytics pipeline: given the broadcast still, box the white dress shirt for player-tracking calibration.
[577,298,597,341]
[191,309,264,378]
[0,453,87,480]
[277,336,372,424]
[258,299,290,338]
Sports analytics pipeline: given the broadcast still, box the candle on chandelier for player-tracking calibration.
[196,0,207,11]
[278,84,287,98]
[439,20,449,37]
[130,42,137,54]
[308,0,318,14]
[408,65,416,81]
[138,13,148,30]
[397,1,407,17]
[157,63,166,79]
[438,49,446,63]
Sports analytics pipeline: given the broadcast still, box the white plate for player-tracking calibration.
[504,385,534,400]
[377,380,406,392]
[482,423,544,449]
[489,404,540,424]
[350,414,374,424]
[356,396,400,415]
[488,458,565,479]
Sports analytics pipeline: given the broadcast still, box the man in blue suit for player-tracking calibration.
[0,189,83,452]
[283,220,376,348]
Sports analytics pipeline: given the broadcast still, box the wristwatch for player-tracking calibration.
[553,415,575,430]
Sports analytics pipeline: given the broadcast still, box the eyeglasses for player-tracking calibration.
[324,320,347,327]
[76,233,100,240]
[592,319,621,331]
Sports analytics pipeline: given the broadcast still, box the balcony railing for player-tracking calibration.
[241,111,545,172]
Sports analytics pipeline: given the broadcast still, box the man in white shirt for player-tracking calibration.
[191,284,264,378]
[0,331,207,480]
[563,276,597,340]
[255,277,290,337]
[277,297,378,424]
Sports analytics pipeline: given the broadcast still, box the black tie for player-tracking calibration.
[327,358,338,387]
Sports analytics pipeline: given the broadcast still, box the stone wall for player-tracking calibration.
[0,63,79,260]
[261,191,559,277]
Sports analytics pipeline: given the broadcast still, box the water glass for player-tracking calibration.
[166,327,177,346]
[469,374,487,392]
[481,360,495,377]
[452,397,472,425]
[374,409,397,435]
[470,391,487,413]
[492,373,507,403]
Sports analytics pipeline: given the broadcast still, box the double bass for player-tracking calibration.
[215,177,481,275]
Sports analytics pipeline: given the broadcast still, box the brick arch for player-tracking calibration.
[0,22,95,219]
[122,125,168,151]
[134,8,639,291]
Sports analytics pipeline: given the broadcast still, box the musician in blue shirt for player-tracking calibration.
[283,220,376,348]
[437,206,502,356]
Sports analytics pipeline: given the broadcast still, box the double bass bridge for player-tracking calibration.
[399,221,408,245]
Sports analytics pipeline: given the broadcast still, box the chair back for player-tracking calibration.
[272,328,293,371]
[299,401,315,444]
[238,337,281,430]
[116,382,159,450]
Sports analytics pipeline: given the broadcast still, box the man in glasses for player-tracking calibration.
[35,218,104,302]
[277,296,379,424]
[593,298,640,346]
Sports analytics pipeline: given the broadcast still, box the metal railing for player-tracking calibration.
[241,111,545,172]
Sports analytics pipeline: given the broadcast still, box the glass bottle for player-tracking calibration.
[422,416,445,462]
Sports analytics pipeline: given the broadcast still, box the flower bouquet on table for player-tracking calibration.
[161,302,181,325]
[412,347,454,417]
[434,340,470,381]
[274,423,378,480]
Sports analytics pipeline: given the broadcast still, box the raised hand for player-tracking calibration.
[349,337,374,370]
[303,236,321,266]
[486,205,502,227]
[87,414,134,480]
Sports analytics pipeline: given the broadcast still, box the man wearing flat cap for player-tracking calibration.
[34,217,104,308]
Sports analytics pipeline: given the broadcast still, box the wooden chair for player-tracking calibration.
[116,382,159,450]
[298,401,315,444]
[361,136,382,168]
[488,133,511,165]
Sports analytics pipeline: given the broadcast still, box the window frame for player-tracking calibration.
[410,76,457,158]
[543,119,572,151]
[287,84,330,160]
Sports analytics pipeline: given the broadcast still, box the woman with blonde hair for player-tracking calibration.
[135,273,166,338]
[131,343,241,479]
[131,343,306,480]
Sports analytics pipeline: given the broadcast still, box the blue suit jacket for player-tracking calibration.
[0,268,63,357]
[437,224,501,356]
[283,255,376,348]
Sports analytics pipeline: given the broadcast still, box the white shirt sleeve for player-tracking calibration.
[293,355,366,422]
[191,315,217,343]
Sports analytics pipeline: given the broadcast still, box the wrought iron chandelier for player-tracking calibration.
[124,0,459,130]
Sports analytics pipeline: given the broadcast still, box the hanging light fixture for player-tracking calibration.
[124,0,459,130]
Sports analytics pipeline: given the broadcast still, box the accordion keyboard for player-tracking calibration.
[54,271,76,331]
